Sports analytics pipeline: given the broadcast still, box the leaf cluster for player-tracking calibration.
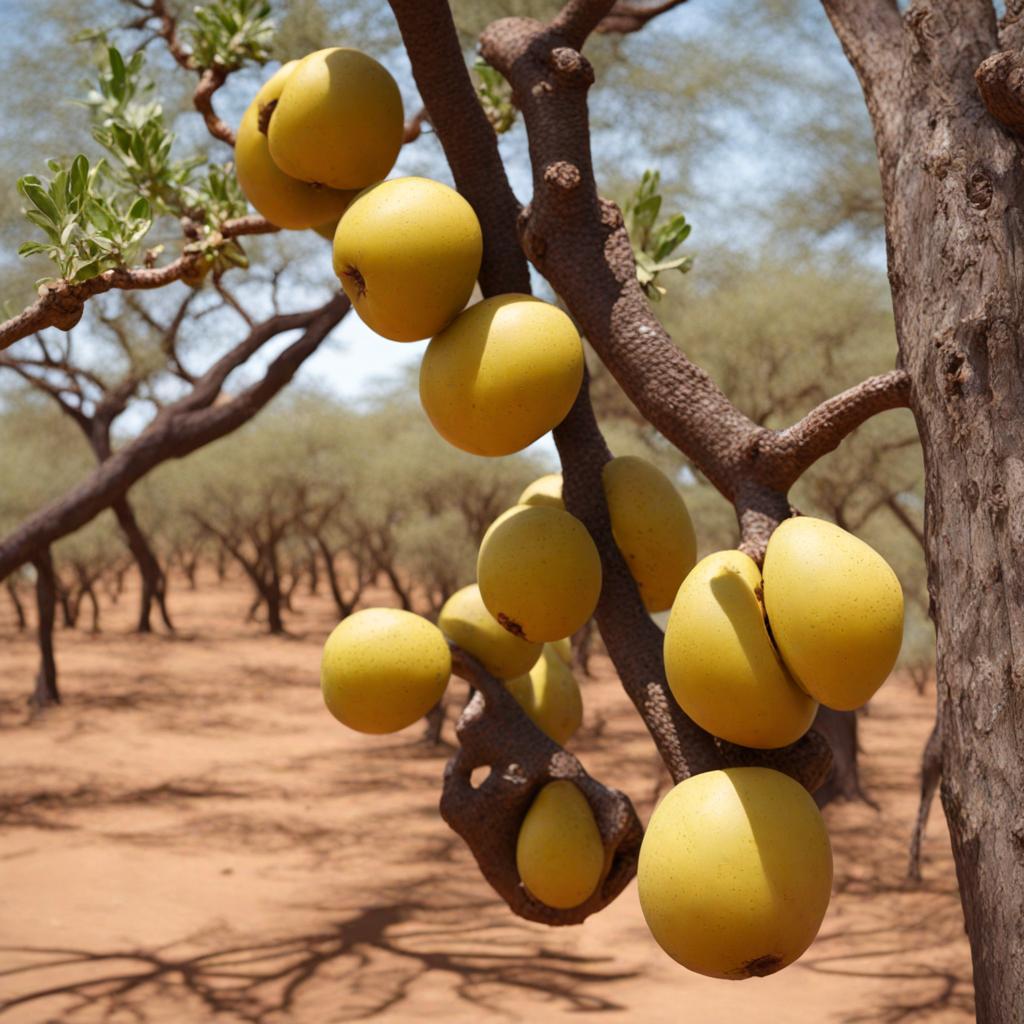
[623,170,692,302]
[474,60,516,135]
[185,0,275,71]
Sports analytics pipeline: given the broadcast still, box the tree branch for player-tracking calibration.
[0,292,350,583]
[551,0,619,50]
[976,49,1024,136]
[442,642,644,925]
[757,369,912,491]
[594,0,690,35]
[0,216,277,353]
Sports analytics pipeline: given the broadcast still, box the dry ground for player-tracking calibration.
[0,572,973,1022]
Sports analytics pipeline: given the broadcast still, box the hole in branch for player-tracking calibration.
[470,765,492,789]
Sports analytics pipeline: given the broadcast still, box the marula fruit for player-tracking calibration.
[234,62,356,230]
[437,584,542,680]
[762,517,904,711]
[333,177,483,342]
[602,455,697,613]
[477,504,601,643]
[518,473,565,511]
[267,47,403,190]
[663,550,817,749]
[638,768,832,979]
[517,780,605,909]
[419,295,584,457]
[321,608,451,734]
[504,644,583,746]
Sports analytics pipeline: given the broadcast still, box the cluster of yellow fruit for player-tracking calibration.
[288,46,905,986]
[236,48,587,460]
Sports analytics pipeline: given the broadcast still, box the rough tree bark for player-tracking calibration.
[822,1,1024,1016]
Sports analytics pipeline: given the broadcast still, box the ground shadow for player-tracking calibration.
[0,897,637,1022]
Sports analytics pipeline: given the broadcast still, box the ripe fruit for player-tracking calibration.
[602,456,697,613]
[313,217,340,241]
[638,768,832,979]
[437,584,542,679]
[321,608,451,734]
[477,505,601,643]
[419,295,584,457]
[333,177,483,342]
[505,644,583,745]
[762,517,904,711]
[518,473,565,510]
[516,780,605,909]
[267,47,403,190]
[663,550,817,749]
[234,62,356,230]
[550,635,572,665]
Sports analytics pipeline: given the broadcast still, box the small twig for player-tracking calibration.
[595,0,691,34]
[908,720,943,883]
[0,216,278,353]
[403,107,430,144]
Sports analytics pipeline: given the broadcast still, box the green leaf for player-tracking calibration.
[108,46,126,98]
[18,241,51,258]
[69,154,90,201]
[19,181,61,225]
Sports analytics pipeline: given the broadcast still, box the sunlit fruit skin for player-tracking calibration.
[602,455,697,613]
[320,608,451,734]
[550,635,572,665]
[516,780,605,909]
[234,63,356,230]
[333,177,483,342]
[762,517,904,711]
[437,584,542,679]
[664,550,817,749]
[504,644,583,745]
[518,473,565,511]
[419,295,584,456]
[638,768,832,979]
[267,47,403,191]
[477,505,602,643]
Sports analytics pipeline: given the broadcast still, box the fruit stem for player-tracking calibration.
[343,264,367,299]
[257,99,277,136]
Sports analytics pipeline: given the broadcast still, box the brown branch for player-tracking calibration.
[402,107,430,144]
[551,0,618,50]
[388,0,531,297]
[194,67,235,147]
[976,50,1024,137]
[442,642,643,925]
[887,494,925,549]
[594,0,690,35]
[757,369,912,491]
[0,216,277,354]
[0,292,350,583]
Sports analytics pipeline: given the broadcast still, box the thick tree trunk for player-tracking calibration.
[880,18,1024,1018]
[29,548,59,707]
[111,496,173,633]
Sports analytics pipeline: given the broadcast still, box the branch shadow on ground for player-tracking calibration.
[0,897,637,1022]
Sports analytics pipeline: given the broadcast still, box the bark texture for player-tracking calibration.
[823,1,1024,1016]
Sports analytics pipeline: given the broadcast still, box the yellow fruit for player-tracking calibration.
[320,608,451,734]
[602,455,697,613]
[267,47,403,190]
[419,295,584,457]
[333,177,483,342]
[516,780,605,909]
[638,768,832,979]
[550,636,573,665]
[518,473,565,510]
[312,217,340,241]
[478,505,601,643]
[437,584,542,679]
[505,644,583,745]
[234,63,356,230]
[663,551,817,749]
[762,517,904,711]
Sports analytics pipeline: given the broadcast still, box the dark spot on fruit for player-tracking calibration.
[343,264,367,299]
[737,953,785,978]
[497,613,527,639]
[257,99,277,136]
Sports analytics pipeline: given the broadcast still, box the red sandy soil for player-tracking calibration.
[0,573,973,1023]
